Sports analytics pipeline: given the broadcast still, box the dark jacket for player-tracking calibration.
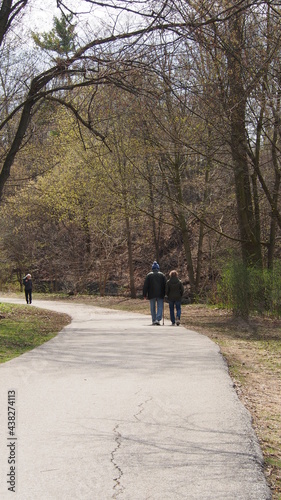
[165,276,184,302]
[23,277,32,291]
[143,270,166,300]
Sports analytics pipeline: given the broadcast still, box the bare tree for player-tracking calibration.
[1,0,267,202]
[0,0,28,46]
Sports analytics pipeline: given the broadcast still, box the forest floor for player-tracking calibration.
[1,293,280,498]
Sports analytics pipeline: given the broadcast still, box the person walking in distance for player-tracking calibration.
[23,274,33,304]
[165,270,184,325]
[143,261,166,325]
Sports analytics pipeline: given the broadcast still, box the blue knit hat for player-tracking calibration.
[152,261,160,270]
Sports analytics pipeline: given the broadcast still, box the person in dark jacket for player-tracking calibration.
[143,261,166,325]
[23,274,33,304]
[165,270,184,325]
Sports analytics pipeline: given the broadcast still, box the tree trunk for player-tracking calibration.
[268,120,281,269]
[178,211,196,297]
[0,69,62,201]
[227,14,262,267]
[0,1,28,47]
[125,213,137,298]
[196,132,211,293]
[147,160,161,262]
[0,99,33,200]
[174,159,196,296]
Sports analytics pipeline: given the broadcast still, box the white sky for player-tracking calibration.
[23,0,108,32]
[24,0,61,30]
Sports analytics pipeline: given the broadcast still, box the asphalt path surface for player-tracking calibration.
[0,297,271,499]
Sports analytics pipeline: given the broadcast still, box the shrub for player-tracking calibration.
[217,259,250,318]
[217,259,281,318]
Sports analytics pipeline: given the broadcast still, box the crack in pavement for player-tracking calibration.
[134,396,153,422]
[111,424,124,499]
[111,396,152,498]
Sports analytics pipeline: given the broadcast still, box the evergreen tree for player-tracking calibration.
[32,14,76,57]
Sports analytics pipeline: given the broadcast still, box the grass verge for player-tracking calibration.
[0,302,71,363]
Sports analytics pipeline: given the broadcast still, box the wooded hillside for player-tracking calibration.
[1,1,281,316]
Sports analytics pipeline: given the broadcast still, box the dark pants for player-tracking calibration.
[25,290,32,304]
[169,300,181,324]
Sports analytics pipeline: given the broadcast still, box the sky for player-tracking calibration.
[23,0,108,32]
[24,0,62,30]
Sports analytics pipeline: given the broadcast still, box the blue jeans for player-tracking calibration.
[169,301,181,324]
[150,298,164,323]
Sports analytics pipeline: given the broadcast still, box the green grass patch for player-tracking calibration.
[0,302,71,363]
[265,455,281,469]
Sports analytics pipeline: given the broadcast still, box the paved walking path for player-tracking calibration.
[0,298,271,499]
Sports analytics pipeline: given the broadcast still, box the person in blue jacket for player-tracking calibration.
[143,261,166,325]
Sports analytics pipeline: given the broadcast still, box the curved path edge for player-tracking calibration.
[0,297,271,499]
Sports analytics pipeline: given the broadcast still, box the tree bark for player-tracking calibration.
[0,1,28,47]
[0,69,61,200]
[227,13,262,267]
[268,117,281,269]
[173,158,196,296]
[125,213,137,298]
